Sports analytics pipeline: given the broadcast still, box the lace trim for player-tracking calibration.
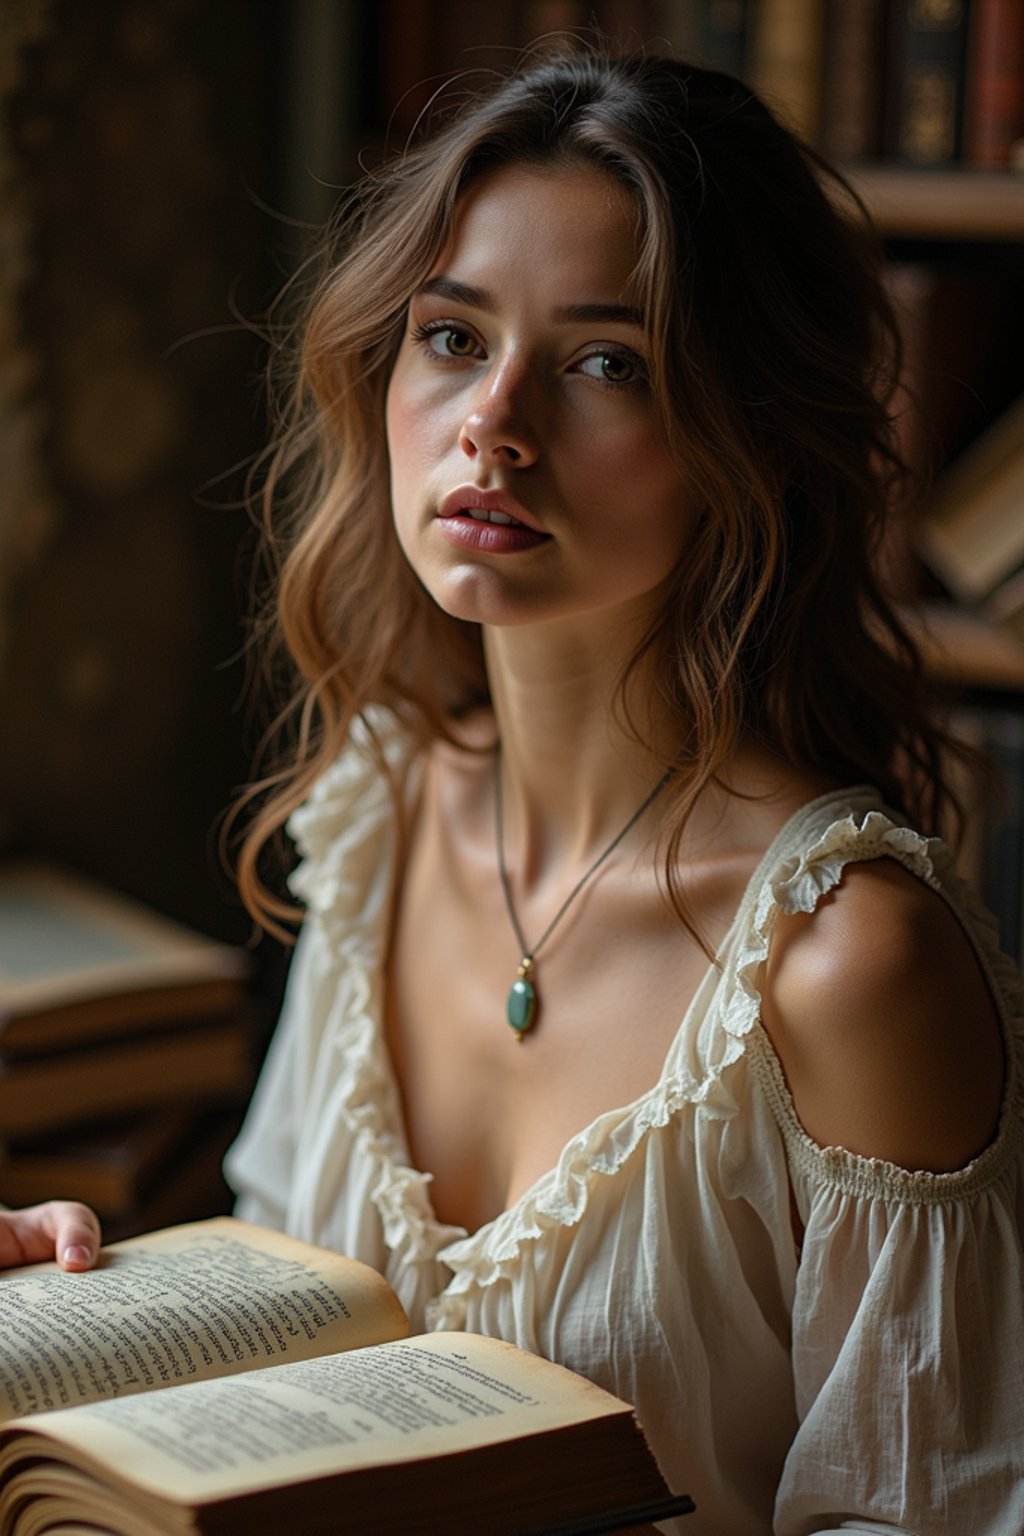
[287,707,420,953]
[735,812,1024,1205]
[299,945,470,1287]
[287,713,466,1282]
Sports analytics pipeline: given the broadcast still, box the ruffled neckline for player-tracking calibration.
[287,716,1024,1327]
[428,784,892,1319]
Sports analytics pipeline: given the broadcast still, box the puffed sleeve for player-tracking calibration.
[754,1037,1024,1536]
[725,800,1024,1534]
[223,707,417,1233]
[223,916,331,1230]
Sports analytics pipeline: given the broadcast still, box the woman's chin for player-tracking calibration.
[415,564,543,628]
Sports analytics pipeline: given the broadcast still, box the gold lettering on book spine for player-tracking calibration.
[910,0,962,28]
[904,69,957,161]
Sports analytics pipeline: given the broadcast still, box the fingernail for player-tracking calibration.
[62,1245,91,1268]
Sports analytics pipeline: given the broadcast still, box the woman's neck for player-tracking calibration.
[479,619,680,888]
[472,612,815,897]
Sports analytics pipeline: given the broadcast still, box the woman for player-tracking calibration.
[9,48,1023,1535]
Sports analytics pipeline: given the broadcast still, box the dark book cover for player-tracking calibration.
[964,0,1024,167]
[885,0,972,165]
[692,0,749,78]
[749,0,825,141]
[598,0,658,54]
[820,0,887,160]
[979,708,1024,964]
[376,0,437,138]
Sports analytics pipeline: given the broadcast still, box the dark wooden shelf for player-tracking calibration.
[844,167,1024,240]
[901,603,1024,692]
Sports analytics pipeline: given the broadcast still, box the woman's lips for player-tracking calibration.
[437,486,550,553]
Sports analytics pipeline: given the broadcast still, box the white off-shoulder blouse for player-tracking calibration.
[225,715,1024,1536]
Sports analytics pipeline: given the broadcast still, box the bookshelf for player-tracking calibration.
[854,158,1024,963]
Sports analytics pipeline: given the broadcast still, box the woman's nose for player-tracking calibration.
[458,365,539,467]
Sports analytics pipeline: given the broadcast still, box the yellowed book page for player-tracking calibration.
[0,1218,408,1425]
[6,1334,627,1508]
[0,1465,139,1536]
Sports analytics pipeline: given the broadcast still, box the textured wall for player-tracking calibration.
[0,0,277,937]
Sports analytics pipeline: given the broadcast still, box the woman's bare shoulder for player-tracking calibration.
[758,856,1005,1172]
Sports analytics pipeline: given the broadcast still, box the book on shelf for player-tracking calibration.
[939,698,1024,965]
[0,1015,254,1138]
[655,0,749,76]
[916,391,1024,604]
[987,566,1024,650]
[430,0,519,94]
[520,0,591,43]
[97,1114,244,1243]
[602,0,657,49]
[819,0,886,161]
[748,0,825,143]
[0,1218,694,1535]
[884,0,971,166]
[0,1109,233,1222]
[900,601,1024,691]
[884,259,1022,471]
[964,0,1024,168]
[0,862,249,1059]
[977,706,1024,962]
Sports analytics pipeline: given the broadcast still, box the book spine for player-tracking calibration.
[979,708,1024,963]
[819,0,887,160]
[652,0,700,60]
[0,1023,252,1137]
[697,0,750,76]
[521,0,591,42]
[885,0,972,166]
[986,566,1024,649]
[749,0,825,141]
[964,0,1024,167]
[377,0,436,138]
[434,0,521,78]
[599,0,658,52]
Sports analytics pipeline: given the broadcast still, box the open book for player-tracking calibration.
[0,1218,693,1534]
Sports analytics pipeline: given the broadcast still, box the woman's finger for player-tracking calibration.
[0,1202,102,1271]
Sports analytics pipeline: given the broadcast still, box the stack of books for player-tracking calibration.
[0,863,253,1237]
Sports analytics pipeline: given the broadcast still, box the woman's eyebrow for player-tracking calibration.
[416,276,493,308]
[556,301,645,327]
[415,277,644,328]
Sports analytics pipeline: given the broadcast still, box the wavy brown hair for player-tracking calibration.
[234,45,963,941]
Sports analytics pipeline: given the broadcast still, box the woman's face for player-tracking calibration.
[385,162,697,635]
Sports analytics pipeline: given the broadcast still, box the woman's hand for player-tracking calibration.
[0,1202,101,1271]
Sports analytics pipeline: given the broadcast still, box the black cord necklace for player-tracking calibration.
[495,755,675,1041]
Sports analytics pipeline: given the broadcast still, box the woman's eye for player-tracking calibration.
[412,323,482,360]
[576,351,645,386]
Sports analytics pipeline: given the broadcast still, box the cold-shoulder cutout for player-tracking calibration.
[759,856,1006,1172]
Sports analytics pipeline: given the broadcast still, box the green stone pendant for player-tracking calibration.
[506,958,537,1041]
